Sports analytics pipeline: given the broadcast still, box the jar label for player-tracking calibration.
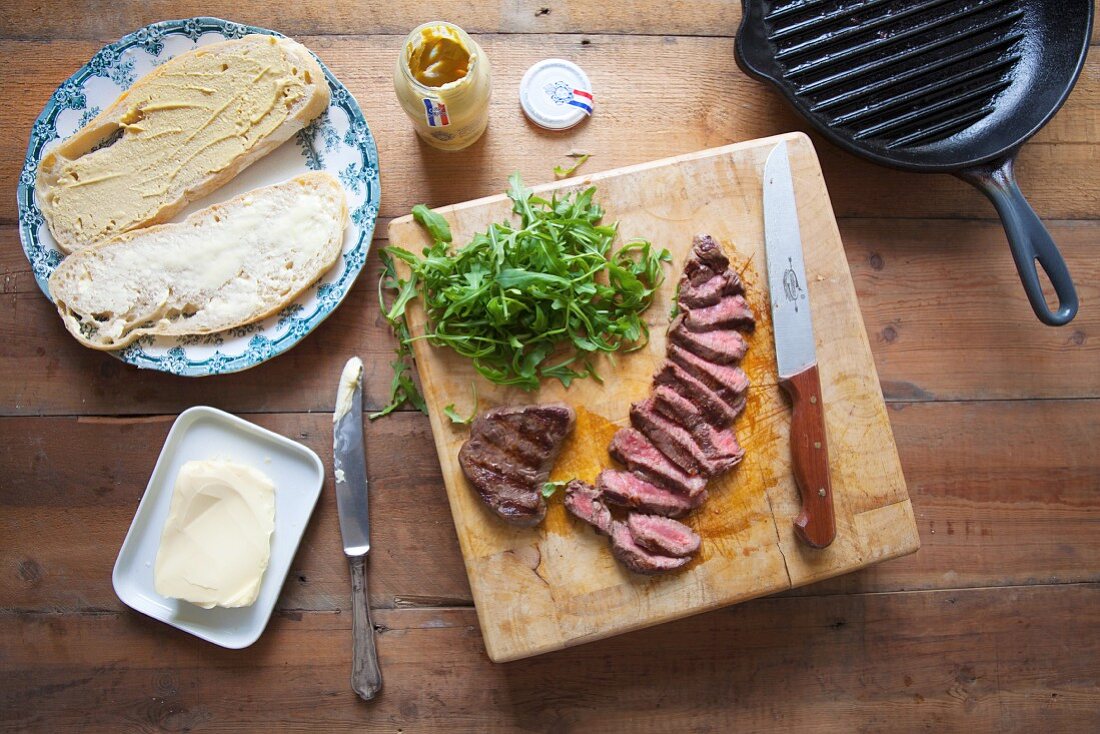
[422,98,451,127]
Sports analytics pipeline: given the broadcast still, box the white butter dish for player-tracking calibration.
[112,406,324,648]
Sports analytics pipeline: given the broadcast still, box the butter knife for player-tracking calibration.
[333,356,382,700]
[763,141,836,549]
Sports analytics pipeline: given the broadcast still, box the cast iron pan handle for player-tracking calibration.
[958,157,1078,326]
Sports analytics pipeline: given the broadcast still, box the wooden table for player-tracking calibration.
[1,2,1097,731]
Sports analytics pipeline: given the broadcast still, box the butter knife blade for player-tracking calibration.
[333,357,370,557]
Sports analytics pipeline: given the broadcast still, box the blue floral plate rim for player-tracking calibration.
[16,17,380,377]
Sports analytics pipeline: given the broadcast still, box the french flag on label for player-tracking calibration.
[423,98,450,127]
[568,89,594,115]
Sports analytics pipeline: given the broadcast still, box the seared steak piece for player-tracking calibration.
[669,314,748,364]
[669,346,750,405]
[651,387,744,472]
[683,294,755,332]
[678,270,743,308]
[630,399,712,476]
[627,514,701,557]
[609,521,692,574]
[596,470,706,518]
[564,480,612,534]
[683,234,731,285]
[458,403,575,526]
[609,428,707,497]
[631,398,740,477]
[654,361,744,426]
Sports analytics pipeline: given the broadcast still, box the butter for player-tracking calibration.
[154,460,276,609]
[333,356,363,423]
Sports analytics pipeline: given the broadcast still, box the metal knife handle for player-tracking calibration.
[779,364,836,549]
[349,554,382,700]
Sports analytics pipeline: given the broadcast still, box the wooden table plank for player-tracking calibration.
[2,585,1097,732]
[3,218,1097,418]
[1,37,1097,225]
[3,0,1098,42]
[3,401,1097,614]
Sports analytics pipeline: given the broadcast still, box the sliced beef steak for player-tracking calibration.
[669,314,748,364]
[654,361,744,426]
[596,470,706,518]
[564,480,612,534]
[630,399,714,476]
[627,514,701,557]
[609,428,707,497]
[651,386,744,473]
[678,270,743,308]
[683,234,731,286]
[669,346,750,405]
[609,521,692,575]
[683,294,755,332]
[458,403,575,526]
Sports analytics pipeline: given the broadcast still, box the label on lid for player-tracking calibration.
[519,59,594,130]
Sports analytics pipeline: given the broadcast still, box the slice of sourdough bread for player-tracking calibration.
[36,34,330,253]
[48,172,348,350]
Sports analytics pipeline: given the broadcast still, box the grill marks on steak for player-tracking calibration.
[458,403,575,527]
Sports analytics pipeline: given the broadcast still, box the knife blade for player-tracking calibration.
[763,141,836,549]
[332,356,382,700]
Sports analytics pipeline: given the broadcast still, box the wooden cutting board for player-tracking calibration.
[387,133,919,663]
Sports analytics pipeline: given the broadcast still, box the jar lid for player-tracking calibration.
[519,59,594,130]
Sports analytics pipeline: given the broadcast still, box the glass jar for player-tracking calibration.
[393,21,492,151]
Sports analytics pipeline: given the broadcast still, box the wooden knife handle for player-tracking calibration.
[349,555,383,701]
[779,364,836,549]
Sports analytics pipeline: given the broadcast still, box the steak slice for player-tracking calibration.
[655,361,745,426]
[627,514,701,557]
[564,480,612,534]
[596,470,706,518]
[609,428,707,497]
[669,314,748,364]
[458,403,575,526]
[683,234,731,286]
[668,346,750,405]
[678,270,744,308]
[609,521,692,574]
[683,294,755,332]
[631,398,724,477]
[651,386,744,473]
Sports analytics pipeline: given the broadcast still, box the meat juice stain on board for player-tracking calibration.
[543,406,622,536]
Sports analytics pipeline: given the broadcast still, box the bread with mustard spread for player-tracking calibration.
[36,34,330,253]
[48,172,348,350]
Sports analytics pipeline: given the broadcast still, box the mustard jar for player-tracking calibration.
[393,21,492,151]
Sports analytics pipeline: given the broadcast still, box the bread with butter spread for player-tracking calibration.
[36,34,330,253]
[48,172,348,350]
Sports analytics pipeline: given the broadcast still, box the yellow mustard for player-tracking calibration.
[393,22,491,151]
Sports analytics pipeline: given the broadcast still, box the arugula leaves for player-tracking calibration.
[554,152,590,178]
[378,174,670,398]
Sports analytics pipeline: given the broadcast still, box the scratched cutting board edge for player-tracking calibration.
[388,133,920,663]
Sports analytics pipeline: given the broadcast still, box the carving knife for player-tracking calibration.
[763,141,836,549]
[332,356,383,700]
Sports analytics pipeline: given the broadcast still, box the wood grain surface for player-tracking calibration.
[389,135,918,661]
[1,1,1098,730]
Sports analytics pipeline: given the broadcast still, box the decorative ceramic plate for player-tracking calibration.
[16,17,380,376]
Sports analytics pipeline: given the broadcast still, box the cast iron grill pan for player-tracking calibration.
[737,0,1093,325]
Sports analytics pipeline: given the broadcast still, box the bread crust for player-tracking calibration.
[48,172,349,351]
[36,35,330,254]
